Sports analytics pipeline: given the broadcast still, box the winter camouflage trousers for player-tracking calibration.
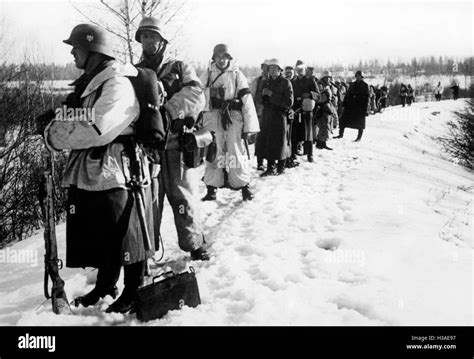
[152,149,204,252]
[202,110,251,189]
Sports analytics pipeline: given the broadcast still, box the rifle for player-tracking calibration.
[40,147,72,315]
[243,136,251,161]
[126,138,152,252]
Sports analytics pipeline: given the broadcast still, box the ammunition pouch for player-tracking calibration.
[210,97,243,111]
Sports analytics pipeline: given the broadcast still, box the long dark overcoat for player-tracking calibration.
[261,75,294,161]
[340,80,370,130]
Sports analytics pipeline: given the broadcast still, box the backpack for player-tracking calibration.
[127,67,167,151]
[90,66,168,152]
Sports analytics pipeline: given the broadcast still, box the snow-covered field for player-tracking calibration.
[1,99,472,326]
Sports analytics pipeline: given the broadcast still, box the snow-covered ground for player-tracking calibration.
[1,99,472,326]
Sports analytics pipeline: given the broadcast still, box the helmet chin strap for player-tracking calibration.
[83,51,93,72]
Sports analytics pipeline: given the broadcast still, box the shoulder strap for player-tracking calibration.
[210,70,226,87]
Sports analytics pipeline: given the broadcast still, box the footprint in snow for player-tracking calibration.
[316,236,342,251]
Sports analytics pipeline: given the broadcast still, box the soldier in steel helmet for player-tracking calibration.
[43,24,154,313]
[134,17,210,262]
[199,44,259,202]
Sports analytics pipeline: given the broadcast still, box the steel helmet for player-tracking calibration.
[321,70,333,78]
[295,60,306,69]
[135,17,169,43]
[63,24,115,58]
[212,44,233,60]
[267,58,283,70]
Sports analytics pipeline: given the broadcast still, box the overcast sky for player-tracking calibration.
[1,0,472,67]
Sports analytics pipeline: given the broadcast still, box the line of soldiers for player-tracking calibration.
[38,17,372,315]
[250,58,371,176]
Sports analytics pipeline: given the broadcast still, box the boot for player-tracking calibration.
[285,156,299,168]
[276,160,286,175]
[74,265,120,307]
[318,141,333,150]
[354,129,363,142]
[260,161,277,177]
[202,186,217,201]
[257,157,264,171]
[191,247,210,261]
[241,184,254,201]
[105,261,144,314]
[334,127,345,139]
[307,155,314,163]
[74,285,119,308]
[105,286,138,314]
[315,140,323,149]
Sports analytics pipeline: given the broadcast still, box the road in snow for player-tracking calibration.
[1,99,472,326]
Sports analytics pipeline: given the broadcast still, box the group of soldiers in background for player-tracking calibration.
[399,83,415,107]
[250,59,371,176]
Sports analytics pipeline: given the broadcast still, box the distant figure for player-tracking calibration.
[406,84,415,106]
[335,70,369,142]
[450,83,460,100]
[434,82,443,101]
[378,85,389,112]
[399,83,408,107]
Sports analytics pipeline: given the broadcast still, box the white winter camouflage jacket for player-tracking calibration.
[45,62,149,191]
[200,62,260,134]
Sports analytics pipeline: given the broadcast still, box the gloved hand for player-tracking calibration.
[35,109,56,135]
[171,117,195,133]
[242,132,257,145]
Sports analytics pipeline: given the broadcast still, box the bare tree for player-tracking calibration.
[70,0,188,63]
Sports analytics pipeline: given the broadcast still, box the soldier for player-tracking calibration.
[434,82,443,101]
[315,71,337,150]
[406,84,415,106]
[134,17,209,261]
[290,60,320,164]
[200,44,259,201]
[284,66,295,81]
[44,24,154,313]
[399,83,408,107]
[335,70,369,142]
[250,60,270,171]
[259,58,293,176]
[450,82,459,100]
[378,85,389,112]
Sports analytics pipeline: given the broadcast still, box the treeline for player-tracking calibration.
[2,56,471,82]
[0,62,82,81]
[0,65,68,247]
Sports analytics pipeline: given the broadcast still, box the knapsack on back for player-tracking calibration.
[127,67,168,151]
[90,66,168,153]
